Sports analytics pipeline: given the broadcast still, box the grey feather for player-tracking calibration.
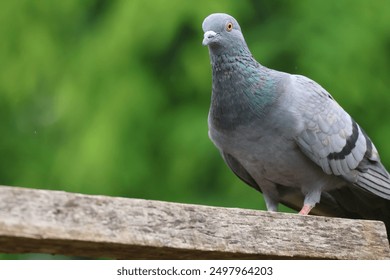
[202,13,390,237]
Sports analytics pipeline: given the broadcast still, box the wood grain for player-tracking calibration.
[0,185,389,259]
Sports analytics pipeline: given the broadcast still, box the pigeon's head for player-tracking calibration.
[202,13,247,54]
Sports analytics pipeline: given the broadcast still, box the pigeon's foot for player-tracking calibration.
[298,204,313,215]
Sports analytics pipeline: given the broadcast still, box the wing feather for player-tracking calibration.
[292,75,390,199]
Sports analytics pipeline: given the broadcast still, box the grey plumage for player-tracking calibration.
[202,13,390,235]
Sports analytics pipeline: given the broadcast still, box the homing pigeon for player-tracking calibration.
[202,13,390,236]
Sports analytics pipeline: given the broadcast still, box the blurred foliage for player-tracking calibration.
[1,0,390,259]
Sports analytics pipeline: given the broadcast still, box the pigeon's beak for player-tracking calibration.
[202,30,217,46]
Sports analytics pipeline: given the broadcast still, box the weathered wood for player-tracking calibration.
[0,185,389,259]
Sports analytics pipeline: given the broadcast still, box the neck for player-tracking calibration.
[208,50,279,130]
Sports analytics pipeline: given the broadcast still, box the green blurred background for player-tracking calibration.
[1,0,390,259]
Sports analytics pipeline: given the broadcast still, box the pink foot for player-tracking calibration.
[299,204,313,215]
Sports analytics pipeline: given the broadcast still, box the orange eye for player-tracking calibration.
[226,22,233,31]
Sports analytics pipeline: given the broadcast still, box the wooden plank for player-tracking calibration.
[0,185,389,259]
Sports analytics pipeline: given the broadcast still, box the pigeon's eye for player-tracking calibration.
[226,22,233,31]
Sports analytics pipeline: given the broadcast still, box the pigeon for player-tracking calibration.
[202,13,390,236]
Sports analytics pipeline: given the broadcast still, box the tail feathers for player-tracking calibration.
[357,163,390,200]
